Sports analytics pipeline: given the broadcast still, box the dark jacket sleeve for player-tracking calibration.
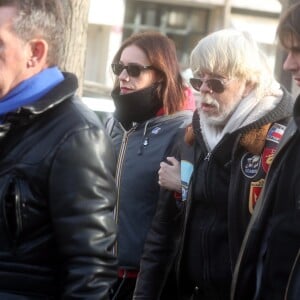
[133,134,185,300]
[286,249,300,300]
[133,186,184,300]
[49,124,118,299]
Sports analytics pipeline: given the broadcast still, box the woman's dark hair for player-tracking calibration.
[112,31,186,114]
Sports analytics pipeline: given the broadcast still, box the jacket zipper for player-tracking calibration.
[113,126,135,256]
[175,151,210,286]
[14,179,23,240]
[176,134,240,288]
[204,152,211,161]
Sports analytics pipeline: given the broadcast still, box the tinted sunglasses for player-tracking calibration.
[111,63,155,77]
[189,77,229,93]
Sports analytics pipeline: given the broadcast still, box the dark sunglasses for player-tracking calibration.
[189,77,229,93]
[111,63,155,77]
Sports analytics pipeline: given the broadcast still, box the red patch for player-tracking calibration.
[173,191,181,200]
[249,179,264,214]
[261,147,276,173]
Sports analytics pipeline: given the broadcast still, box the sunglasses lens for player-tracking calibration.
[127,65,141,77]
[111,64,124,76]
[208,79,225,93]
[190,78,225,93]
[111,63,143,77]
[189,78,203,91]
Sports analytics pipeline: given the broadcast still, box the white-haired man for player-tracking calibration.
[133,29,293,300]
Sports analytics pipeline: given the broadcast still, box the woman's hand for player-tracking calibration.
[158,157,181,192]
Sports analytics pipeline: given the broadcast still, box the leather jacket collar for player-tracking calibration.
[0,72,78,139]
[21,72,78,115]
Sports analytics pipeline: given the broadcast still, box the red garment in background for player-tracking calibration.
[156,86,196,116]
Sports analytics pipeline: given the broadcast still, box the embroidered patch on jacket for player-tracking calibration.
[151,127,161,134]
[241,153,261,178]
[181,160,193,201]
[261,147,276,173]
[249,179,264,214]
[266,123,286,144]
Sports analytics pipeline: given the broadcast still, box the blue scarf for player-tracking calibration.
[0,66,64,117]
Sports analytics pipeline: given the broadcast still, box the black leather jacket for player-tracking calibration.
[0,72,117,299]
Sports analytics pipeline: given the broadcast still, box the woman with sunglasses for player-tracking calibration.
[106,31,195,300]
[133,29,293,300]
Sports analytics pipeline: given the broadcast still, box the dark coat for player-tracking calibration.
[232,93,300,300]
[134,87,294,300]
[0,72,117,299]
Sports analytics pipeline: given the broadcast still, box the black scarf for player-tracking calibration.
[111,84,162,129]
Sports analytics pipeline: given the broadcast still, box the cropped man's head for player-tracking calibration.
[277,2,300,51]
[277,2,300,85]
[0,0,66,97]
[0,0,66,66]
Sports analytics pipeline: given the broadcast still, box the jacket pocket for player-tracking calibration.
[1,176,23,248]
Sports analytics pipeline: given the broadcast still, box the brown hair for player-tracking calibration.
[112,31,186,114]
[277,2,300,50]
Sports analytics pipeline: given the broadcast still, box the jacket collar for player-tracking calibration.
[0,72,78,138]
[20,72,78,115]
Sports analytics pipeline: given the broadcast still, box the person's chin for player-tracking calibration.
[200,103,217,113]
[201,109,218,120]
[120,88,134,94]
[294,77,300,86]
[201,111,226,126]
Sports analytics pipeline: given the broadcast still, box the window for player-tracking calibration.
[123,1,209,69]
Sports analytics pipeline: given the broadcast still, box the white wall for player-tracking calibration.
[84,0,125,95]
[88,0,125,26]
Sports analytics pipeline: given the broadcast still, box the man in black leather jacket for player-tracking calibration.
[0,1,117,299]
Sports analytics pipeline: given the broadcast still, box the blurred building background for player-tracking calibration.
[83,0,295,100]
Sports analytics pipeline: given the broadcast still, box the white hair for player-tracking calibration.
[190,29,278,98]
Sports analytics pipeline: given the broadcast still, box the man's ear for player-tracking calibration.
[242,80,256,98]
[26,39,48,68]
